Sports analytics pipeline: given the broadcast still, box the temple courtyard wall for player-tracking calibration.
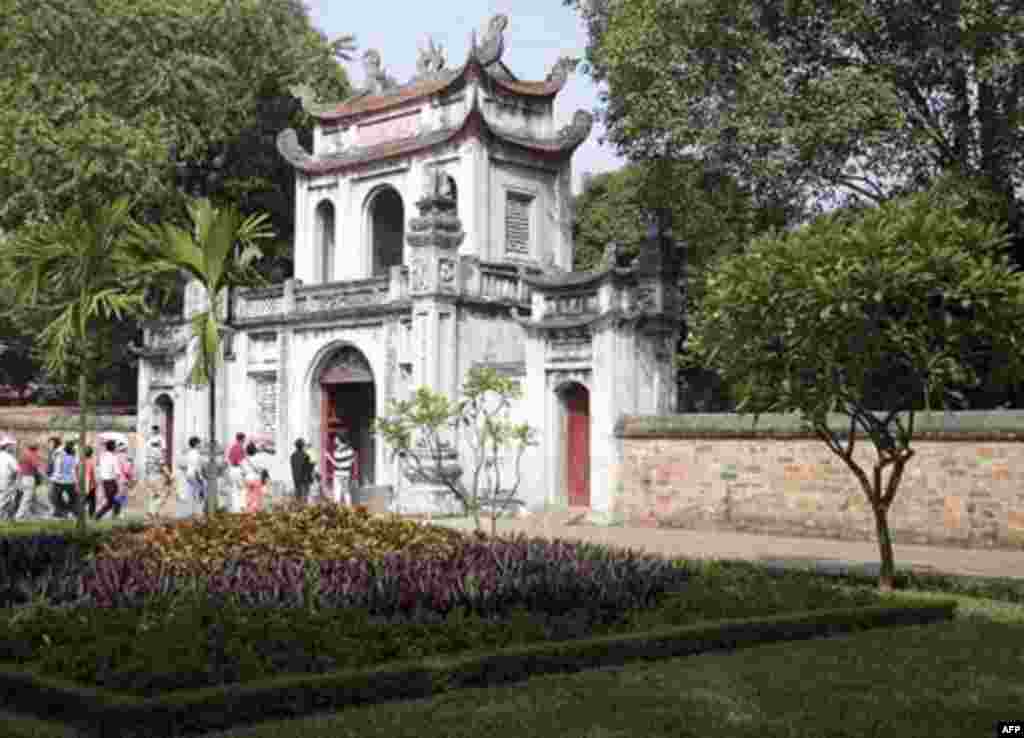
[614,411,1024,551]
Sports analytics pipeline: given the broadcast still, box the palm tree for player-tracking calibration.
[131,197,274,516]
[1,198,170,533]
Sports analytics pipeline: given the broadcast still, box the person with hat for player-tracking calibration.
[0,436,20,520]
[290,438,315,507]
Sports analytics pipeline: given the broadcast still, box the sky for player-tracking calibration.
[304,0,626,193]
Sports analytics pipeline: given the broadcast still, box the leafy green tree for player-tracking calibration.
[573,160,787,272]
[568,0,1024,239]
[0,0,355,398]
[131,198,275,517]
[374,367,538,535]
[573,161,789,411]
[686,191,1024,588]
[0,0,352,231]
[0,199,172,532]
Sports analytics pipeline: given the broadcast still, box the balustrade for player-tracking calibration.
[294,276,391,314]
[234,287,285,320]
[145,321,191,350]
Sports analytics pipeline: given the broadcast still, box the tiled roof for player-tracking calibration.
[313,57,567,122]
[278,103,591,176]
[489,77,563,97]
[315,74,459,121]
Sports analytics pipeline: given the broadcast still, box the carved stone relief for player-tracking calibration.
[439,258,456,289]
[547,326,592,363]
[150,360,176,387]
[544,292,599,316]
[250,372,278,436]
[409,257,429,292]
[320,347,373,384]
[149,323,190,352]
[239,295,283,320]
[634,285,657,313]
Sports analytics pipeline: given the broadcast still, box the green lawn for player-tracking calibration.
[199,601,1024,738]
[3,516,1021,737]
[5,593,1018,738]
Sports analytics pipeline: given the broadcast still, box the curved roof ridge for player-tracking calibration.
[311,19,578,123]
[278,87,592,176]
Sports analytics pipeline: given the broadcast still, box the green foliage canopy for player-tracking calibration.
[572,160,790,273]
[0,0,352,232]
[568,0,1024,224]
[686,191,1024,585]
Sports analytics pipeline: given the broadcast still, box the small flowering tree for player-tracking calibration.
[374,366,538,534]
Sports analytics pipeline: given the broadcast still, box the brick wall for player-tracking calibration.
[614,411,1024,550]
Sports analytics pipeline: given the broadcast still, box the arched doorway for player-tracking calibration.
[368,187,404,276]
[154,394,174,469]
[558,382,590,507]
[316,346,376,492]
[315,200,335,283]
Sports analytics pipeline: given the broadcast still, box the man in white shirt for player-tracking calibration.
[145,425,165,480]
[184,436,205,515]
[94,439,122,520]
[0,436,20,520]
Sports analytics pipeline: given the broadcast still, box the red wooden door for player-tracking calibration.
[164,404,174,469]
[565,385,590,507]
[320,386,333,485]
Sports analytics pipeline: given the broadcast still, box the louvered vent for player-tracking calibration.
[505,192,532,254]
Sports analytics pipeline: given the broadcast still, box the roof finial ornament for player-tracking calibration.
[474,13,508,66]
[361,49,398,95]
[546,56,580,87]
[416,36,446,79]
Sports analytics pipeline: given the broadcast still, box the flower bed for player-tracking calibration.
[0,503,884,697]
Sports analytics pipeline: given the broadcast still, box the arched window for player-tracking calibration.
[315,200,335,283]
[445,175,458,211]
[369,188,404,276]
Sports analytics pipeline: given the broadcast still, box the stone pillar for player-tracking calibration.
[401,170,466,513]
[275,279,296,480]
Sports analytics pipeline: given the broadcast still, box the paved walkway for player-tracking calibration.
[427,515,1024,581]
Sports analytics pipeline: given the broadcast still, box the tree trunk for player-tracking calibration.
[75,369,89,535]
[206,372,217,517]
[871,503,896,591]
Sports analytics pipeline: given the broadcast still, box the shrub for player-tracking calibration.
[95,503,469,576]
[76,533,693,621]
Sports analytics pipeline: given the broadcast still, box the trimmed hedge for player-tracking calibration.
[0,599,956,738]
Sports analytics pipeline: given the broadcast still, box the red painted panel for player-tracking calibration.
[565,386,590,507]
[164,405,174,470]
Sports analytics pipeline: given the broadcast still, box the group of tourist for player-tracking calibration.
[155,424,358,515]
[0,433,134,521]
[0,422,364,522]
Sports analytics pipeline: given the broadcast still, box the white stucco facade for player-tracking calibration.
[137,14,682,516]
